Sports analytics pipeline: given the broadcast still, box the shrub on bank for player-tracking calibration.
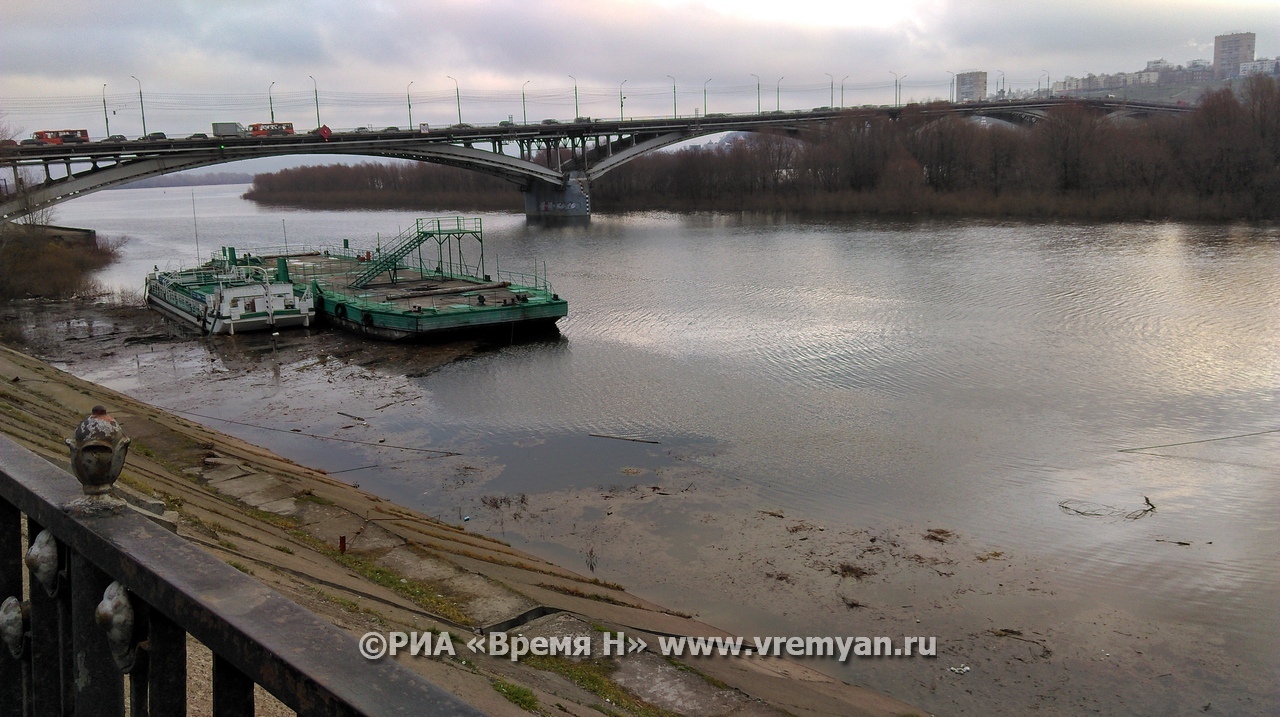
[0,225,127,301]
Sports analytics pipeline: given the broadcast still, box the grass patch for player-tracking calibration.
[272,544,294,554]
[226,561,254,575]
[522,655,679,717]
[491,679,538,711]
[217,539,238,551]
[306,587,388,626]
[242,506,301,530]
[535,583,641,609]
[663,657,730,690]
[297,489,335,506]
[419,541,624,591]
[288,529,473,625]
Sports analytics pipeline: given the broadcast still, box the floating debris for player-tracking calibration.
[1058,497,1155,521]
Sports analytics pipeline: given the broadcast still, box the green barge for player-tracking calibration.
[277,217,567,342]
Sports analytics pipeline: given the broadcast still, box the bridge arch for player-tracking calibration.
[1,99,1190,223]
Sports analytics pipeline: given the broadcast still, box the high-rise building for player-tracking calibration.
[1214,32,1256,79]
[956,71,987,102]
[1240,58,1280,76]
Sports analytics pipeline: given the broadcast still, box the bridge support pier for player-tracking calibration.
[524,172,590,223]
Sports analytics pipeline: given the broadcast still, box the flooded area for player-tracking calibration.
[10,184,1279,715]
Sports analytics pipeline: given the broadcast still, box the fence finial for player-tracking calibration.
[65,405,131,514]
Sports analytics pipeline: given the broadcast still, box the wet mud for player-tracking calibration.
[2,298,1273,716]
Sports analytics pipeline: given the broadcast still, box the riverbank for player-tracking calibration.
[0,301,924,717]
[5,274,1276,716]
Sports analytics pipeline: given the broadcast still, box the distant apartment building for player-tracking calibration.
[1214,32,1256,79]
[1055,71,1158,94]
[956,71,987,102]
[1240,58,1280,76]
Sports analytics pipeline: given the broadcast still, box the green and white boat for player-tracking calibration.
[144,248,316,335]
[285,217,568,342]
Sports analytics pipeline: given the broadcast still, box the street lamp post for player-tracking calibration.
[130,75,146,136]
[569,75,579,119]
[309,75,321,128]
[703,78,712,116]
[825,72,834,107]
[750,74,761,114]
[946,70,955,102]
[667,75,677,118]
[102,84,110,137]
[406,81,414,128]
[619,79,627,120]
[268,81,276,123]
[522,80,530,124]
[841,75,849,108]
[447,76,461,124]
[775,76,784,111]
[1042,70,1051,97]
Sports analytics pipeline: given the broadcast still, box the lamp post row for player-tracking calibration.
[109,72,982,136]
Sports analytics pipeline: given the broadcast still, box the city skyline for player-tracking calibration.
[2,1,1277,135]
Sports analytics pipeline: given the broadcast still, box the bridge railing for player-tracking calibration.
[0,425,483,717]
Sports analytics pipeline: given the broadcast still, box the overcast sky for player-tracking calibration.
[2,0,1277,136]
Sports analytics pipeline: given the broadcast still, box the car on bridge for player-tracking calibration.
[141,132,169,141]
[100,135,128,143]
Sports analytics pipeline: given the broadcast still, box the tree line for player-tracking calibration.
[244,76,1280,220]
[243,161,522,211]
[592,76,1280,219]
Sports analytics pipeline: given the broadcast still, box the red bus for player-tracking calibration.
[248,122,295,137]
[32,129,90,144]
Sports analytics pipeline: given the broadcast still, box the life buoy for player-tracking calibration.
[334,303,346,319]
[361,311,374,327]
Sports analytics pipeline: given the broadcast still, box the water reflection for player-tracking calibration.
[52,188,1280,691]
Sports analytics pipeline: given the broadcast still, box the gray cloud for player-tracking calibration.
[3,0,1276,134]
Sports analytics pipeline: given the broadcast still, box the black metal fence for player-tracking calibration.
[0,430,485,717]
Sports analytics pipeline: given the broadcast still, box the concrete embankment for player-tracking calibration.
[0,343,924,717]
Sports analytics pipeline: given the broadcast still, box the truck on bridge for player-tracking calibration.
[29,129,90,145]
[212,122,247,138]
[248,122,295,137]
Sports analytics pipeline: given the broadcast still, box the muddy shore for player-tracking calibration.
[0,300,923,717]
[2,299,1273,716]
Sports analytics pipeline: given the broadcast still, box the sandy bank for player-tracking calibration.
[0,338,924,717]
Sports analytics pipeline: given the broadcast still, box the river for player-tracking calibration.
[45,184,1280,715]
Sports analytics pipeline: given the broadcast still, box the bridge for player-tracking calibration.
[1,98,1189,224]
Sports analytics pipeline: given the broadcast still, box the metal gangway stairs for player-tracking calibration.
[347,217,485,289]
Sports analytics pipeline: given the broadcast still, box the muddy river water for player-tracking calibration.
[29,185,1280,714]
